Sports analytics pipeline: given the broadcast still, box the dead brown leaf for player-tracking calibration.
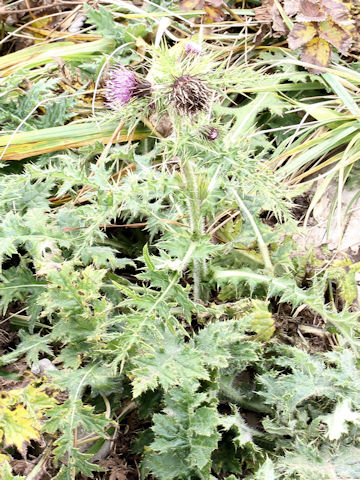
[318,18,352,53]
[284,0,301,16]
[0,357,29,392]
[179,0,226,21]
[322,0,351,23]
[11,459,34,477]
[98,458,133,480]
[288,22,317,49]
[254,0,288,36]
[254,0,274,22]
[297,0,327,22]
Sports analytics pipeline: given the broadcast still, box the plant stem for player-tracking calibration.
[231,188,274,274]
[181,157,205,301]
[26,445,52,480]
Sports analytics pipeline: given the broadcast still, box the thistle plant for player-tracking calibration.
[103,42,240,300]
[201,125,220,141]
[3,26,360,480]
[105,41,260,299]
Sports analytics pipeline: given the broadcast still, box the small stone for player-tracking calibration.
[31,358,58,376]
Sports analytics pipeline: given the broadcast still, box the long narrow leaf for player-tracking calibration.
[0,38,115,76]
[0,121,150,160]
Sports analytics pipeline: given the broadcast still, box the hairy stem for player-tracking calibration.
[181,157,205,301]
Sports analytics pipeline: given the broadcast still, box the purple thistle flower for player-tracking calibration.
[185,41,202,55]
[105,64,151,109]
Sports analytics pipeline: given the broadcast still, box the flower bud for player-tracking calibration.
[185,41,202,55]
[202,126,219,141]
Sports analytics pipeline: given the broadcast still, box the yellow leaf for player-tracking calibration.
[301,37,331,73]
[0,395,11,408]
[204,5,225,22]
[234,300,275,341]
[318,19,352,54]
[32,18,51,29]
[2,405,41,452]
[0,453,10,464]
[21,384,56,415]
[179,0,202,10]
[288,22,317,50]
[247,300,275,341]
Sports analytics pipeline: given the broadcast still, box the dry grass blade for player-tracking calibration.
[0,122,150,160]
[0,38,115,77]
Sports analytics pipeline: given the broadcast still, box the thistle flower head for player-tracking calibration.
[105,64,151,109]
[185,41,202,55]
[170,75,213,117]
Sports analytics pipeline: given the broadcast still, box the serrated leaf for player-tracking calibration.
[189,430,220,469]
[81,246,135,270]
[146,387,220,479]
[189,407,220,437]
[194,319,247,368]
[0,263,45,316]
[0,331,52,367]
[131,328,209,397]
[49,365,121,397]
[86,5,125,42]
[220,408,255,447]
[323,399,360,440]
[1,405,41,452]
[254,458,276,480]
[279,442,360,480]
[0,382,55,454]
